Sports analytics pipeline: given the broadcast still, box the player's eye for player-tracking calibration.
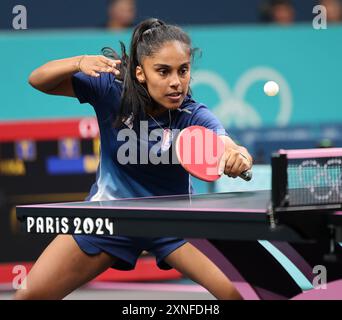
[179,67,189,76]
[157,69,168,76]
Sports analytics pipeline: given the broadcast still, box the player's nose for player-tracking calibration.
[169,73,181,88]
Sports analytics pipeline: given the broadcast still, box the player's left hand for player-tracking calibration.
[218,147,252,178]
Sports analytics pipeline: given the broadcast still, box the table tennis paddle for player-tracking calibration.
[175,125,252,182]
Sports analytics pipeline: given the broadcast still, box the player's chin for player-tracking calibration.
[162,95,185,109]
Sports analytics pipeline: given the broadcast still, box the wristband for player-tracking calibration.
[77,55,85,72]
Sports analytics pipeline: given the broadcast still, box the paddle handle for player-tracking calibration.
[240,170,253,181]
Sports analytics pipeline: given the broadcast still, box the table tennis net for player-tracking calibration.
[287,157,342,206]
[272,149,342,207]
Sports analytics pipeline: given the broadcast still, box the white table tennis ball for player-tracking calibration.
[264,81,279,96]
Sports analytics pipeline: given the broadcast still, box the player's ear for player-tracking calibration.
[136,66,146,84]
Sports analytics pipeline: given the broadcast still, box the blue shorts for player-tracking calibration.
[73,235,187,270]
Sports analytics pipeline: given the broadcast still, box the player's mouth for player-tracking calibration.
[166,91,183,102]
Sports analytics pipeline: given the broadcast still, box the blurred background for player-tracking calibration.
[0,0,341,299]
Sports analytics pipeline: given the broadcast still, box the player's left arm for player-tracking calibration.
[189,105,253,177]
[219,135,253,178]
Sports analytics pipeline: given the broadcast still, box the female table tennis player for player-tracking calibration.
[15,18,252,300]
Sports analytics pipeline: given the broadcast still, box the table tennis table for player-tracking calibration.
[16,189,342,240]
[16,189,342,300]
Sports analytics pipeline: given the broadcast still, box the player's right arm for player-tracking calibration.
[28,55,121,97]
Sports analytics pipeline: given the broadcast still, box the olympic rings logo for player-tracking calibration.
[192,67,293,128]
[295,158,342,202]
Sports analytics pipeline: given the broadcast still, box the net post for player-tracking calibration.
[271,152,288,208]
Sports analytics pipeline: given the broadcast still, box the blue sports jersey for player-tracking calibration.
[72,72,227,200]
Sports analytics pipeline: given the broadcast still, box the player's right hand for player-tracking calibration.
[77,55,121,78]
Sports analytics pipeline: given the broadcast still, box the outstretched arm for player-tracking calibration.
[28,55,121,97]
